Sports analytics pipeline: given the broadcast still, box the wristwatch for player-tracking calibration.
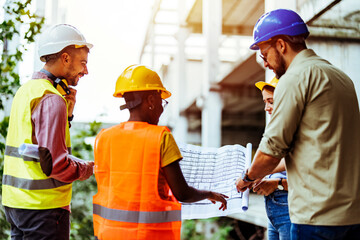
[68,114,74,122]
[277,178,284,190]
[242,169,255,183]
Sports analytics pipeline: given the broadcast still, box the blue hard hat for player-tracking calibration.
[250,9,309,50]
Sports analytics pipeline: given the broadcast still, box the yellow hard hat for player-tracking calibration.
[113,65,171,99]
[255,77,279,91]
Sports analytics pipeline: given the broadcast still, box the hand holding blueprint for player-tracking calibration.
[178,143,252,220]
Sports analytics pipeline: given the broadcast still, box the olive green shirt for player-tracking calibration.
[259,49,360,225]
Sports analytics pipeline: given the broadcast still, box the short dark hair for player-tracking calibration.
[43,45,90,63]
[123,90,159,111]
[263,85,275,93]
[273,34,307,52]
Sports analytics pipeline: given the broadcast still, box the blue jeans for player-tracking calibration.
[291,223,360,240]
[4,206,70,240]
[265,190,291,240]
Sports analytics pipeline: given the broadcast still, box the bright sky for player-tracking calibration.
[21,0,155,123]
[64,0,156,123]
[15,0,250,124]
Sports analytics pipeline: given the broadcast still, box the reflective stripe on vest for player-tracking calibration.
[5,145,72,162]
[2,79,72,210]
[2,174,70,190]
[5,145,39,162]
[93,204,181,224]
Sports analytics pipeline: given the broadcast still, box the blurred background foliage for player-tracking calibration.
[69,121,101,240]
[0,0,44,238]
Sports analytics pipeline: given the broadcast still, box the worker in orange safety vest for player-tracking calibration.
[92,65,228,240]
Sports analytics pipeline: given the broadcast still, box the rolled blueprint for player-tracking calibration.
[18,143,40,159]
[241,143,252,211]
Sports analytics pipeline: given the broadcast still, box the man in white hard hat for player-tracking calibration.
[2,24,94,240]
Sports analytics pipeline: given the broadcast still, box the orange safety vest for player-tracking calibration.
[93,121,182,240]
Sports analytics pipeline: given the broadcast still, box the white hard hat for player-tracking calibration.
[38,24,93,62]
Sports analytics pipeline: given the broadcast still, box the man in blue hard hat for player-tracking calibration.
[236,9,360,239]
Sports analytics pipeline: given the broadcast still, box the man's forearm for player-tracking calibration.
[271,158,286,174]
[247,149,282,180]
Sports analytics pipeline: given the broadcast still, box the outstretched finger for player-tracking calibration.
[221,194,229,198]
[219,203,227,211]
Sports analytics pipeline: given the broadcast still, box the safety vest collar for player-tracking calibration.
[93,204,181,224]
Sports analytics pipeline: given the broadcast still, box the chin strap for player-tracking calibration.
[120,93,143,111]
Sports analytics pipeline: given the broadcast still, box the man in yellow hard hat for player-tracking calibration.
[2,24,94,240]
[93,65,228,240]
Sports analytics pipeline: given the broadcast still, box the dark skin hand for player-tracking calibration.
[163,160,229,210]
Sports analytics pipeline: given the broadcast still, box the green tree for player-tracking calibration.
[181,218,234,240]
[0,0,44,238]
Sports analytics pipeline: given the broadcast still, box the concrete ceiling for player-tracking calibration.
[185,0,264,35]
[142,0,360,132]
[220,53,264,86]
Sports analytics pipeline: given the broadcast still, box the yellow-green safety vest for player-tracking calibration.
[2,79,72,209]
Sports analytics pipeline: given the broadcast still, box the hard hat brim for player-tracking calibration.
[39,42,93,62]
[113,89,172,99]
[255,82,274,91]
[255,77,278,91]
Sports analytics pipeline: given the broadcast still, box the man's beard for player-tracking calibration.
[273,49,287,79]
[63,67,79,86]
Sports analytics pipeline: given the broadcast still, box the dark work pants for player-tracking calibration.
[291,223,360,240]
[4,206,70,240]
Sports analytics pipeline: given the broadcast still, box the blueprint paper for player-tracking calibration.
[178,143,252,220]
[19,142,251,220]
[18,143,78,160]
[18,143,40,159]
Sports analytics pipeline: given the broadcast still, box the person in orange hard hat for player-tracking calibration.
[2,24,94,240]
[92,65,228,240]
[253,77,291,240]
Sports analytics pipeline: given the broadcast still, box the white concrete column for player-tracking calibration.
[150,32,155,68]
[172,0,189,143]
[201,0,222,147]
[265,0,296,13]
[51,0,58,25]
[202,91,222,147]
[172,115,188,143]
[34,0,46,72]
